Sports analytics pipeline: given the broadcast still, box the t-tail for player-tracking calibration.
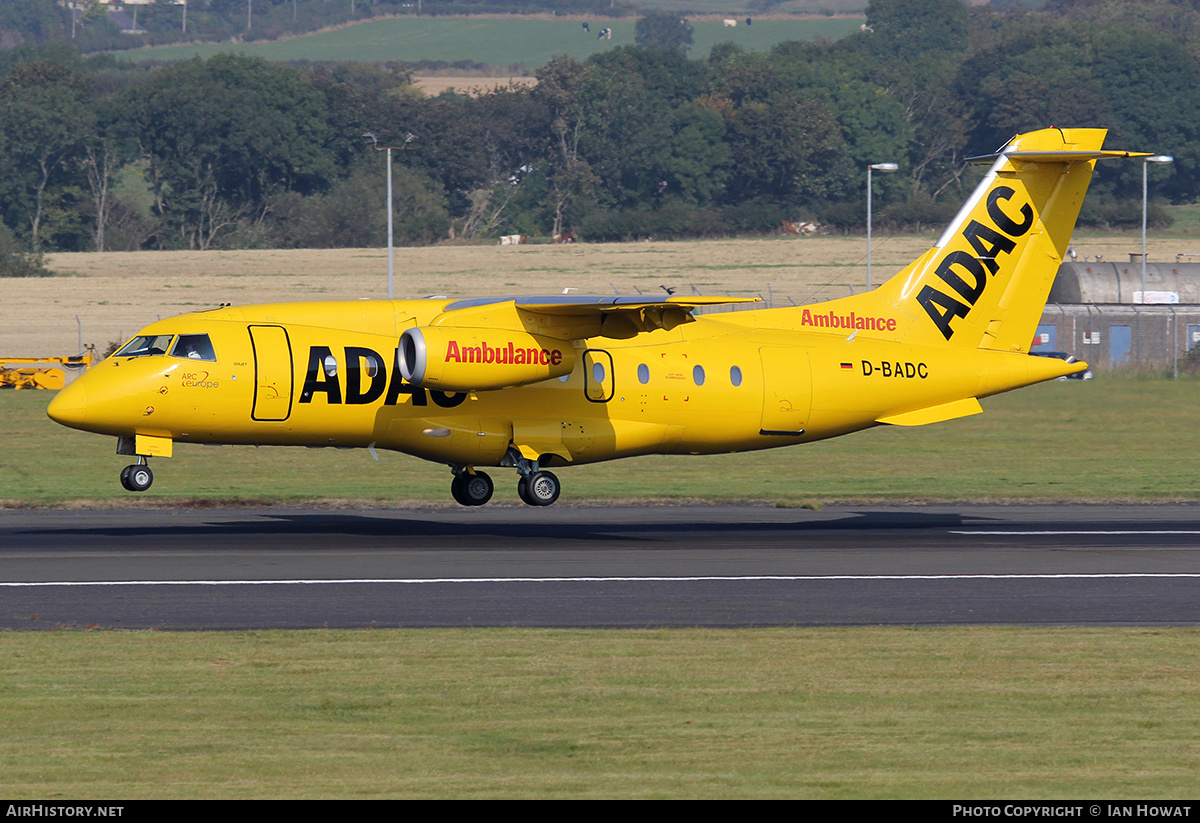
[834,128,1148,352]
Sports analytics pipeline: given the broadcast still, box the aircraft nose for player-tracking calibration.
[47,381,87,429]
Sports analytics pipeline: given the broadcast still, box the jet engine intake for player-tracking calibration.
[399,327,576,391]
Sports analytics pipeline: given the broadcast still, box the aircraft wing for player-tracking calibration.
[431,295,762,340]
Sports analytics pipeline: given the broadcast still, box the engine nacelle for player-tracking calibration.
[399,326,576,391]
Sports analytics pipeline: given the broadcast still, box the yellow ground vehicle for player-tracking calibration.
[2,348,94,391]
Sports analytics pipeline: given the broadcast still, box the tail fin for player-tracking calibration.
[865,128,1146,351]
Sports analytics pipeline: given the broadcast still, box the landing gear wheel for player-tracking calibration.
[121,464,153,492]
[518,470,560,506]
[451,471,493,506]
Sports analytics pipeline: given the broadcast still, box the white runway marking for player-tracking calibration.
[952,530,1200,535]
[4,573,1200,587]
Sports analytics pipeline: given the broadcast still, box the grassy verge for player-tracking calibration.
[1,628,1198,799]
[4,376,1199,506]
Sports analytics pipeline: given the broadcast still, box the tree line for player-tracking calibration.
[1,0,1198,273]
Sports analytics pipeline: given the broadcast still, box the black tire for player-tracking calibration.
[119,465,133,491]
[522,470,560,506]
[452,471,493,506]
[125,464,153,492]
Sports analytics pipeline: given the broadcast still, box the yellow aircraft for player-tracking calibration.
[48,128,1145,506]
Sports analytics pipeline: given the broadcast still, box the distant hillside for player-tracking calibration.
[0,0,868,55]
[116,16,865,69]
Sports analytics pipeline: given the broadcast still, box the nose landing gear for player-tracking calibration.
[119,458,153,492]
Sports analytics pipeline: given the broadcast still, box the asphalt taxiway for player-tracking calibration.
[3,504,1200,629]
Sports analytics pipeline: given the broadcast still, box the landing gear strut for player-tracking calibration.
[450,469,494,507]
[119,458,153,492]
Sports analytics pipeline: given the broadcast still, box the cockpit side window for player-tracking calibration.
[114,334,174,358]
[170,334,217,362]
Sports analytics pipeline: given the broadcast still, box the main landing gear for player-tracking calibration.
[119,458,153,492]
[450,469,494,507]
[517,471,561,506]
[449,452,562,507]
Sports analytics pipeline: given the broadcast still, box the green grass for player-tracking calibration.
[6,378,1200,798]
[2,628,1199,798]
[1163,204,1200,238]
[646,0,867,13]
[4,377,1198,506]
[118,17,865,68]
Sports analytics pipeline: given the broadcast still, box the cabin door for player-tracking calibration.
[249,325,294,422]
[583,349,614,403]
[759,347,811,436]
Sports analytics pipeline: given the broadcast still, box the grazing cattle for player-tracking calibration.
[723,18,737,27]
[782,220,822,236]
[596,27,612,40]
[499,235,531,246]
[582,22,590,32]
[553,232,576,244]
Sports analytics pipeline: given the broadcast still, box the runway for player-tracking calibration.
[3,504,1200,629]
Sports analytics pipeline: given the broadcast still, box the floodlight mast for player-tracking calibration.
[866,162,899,290]
[365,132,416,299]
[1141,155,1173,303]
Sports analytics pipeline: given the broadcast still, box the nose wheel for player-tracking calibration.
[119,462,153,492]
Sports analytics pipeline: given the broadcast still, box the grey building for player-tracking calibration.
[1038,258,1200,373]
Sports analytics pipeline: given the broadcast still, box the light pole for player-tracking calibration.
[1141,155,1173,302]
[365,131,415,299]
[867,162,898,290]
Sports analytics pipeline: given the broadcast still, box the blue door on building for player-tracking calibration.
[1110,324,1132,366]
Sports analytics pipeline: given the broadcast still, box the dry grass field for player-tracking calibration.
[2,234,1160,357]
[412,75,537,95]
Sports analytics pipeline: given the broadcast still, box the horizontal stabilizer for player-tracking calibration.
[966,149,1151,164]
[877,397,983,427]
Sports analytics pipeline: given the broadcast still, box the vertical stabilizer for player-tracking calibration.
[866,128,1145,351]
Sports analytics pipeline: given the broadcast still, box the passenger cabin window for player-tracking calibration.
[114,334,174,358]
[170,334,217,362]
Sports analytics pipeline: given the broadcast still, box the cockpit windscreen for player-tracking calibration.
[114,334,174,358]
